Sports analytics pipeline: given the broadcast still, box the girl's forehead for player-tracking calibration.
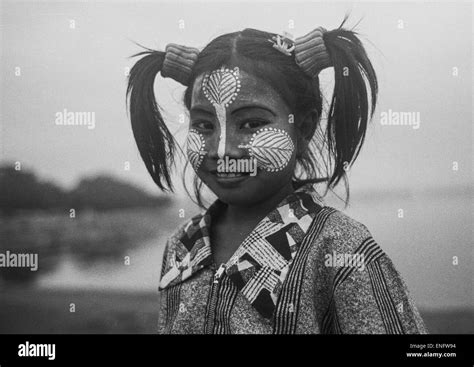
[191,68,284,110]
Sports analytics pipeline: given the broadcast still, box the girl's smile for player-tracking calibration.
[213,171,251,186]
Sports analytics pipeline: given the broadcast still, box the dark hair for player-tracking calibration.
[126,17,378,207]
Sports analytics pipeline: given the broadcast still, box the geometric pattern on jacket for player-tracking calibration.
[158,183,428,334]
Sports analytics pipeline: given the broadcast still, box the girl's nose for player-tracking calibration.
[223,131,246,158]
[207,128,245,160]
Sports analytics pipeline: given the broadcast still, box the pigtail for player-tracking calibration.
[322,18,378,189]
[126,46,177,192]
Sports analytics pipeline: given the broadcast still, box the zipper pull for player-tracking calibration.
[213,264,226,284]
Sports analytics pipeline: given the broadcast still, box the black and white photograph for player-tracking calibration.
[0,0,472,363]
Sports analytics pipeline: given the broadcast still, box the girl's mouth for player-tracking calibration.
[216,172,249,178]
[211,171,251,186]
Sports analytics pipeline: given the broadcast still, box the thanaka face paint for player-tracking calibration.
[201,66,241,158]
[187,67,295,174]
[186,129,207,171]
[238,127,294,172]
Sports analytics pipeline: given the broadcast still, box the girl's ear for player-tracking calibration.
[296,109,319,155]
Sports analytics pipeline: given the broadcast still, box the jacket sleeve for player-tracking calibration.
[327,252,428,334]
[157,240,169,334]
[315,211,428,334]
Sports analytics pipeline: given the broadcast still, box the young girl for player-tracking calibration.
[126,20,427,334]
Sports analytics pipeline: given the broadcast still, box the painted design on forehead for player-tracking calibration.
[201,66,241,158]
[238,127,294,172]
[186,129,207,171]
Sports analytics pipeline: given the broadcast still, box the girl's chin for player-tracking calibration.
[202,178,259,204]
[198,170,292,205]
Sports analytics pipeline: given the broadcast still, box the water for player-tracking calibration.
[13,191,474,311]
[37,235,166,292]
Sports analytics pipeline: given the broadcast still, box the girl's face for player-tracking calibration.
[188,66,297,207]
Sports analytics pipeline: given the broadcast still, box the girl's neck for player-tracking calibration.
[222,181,295,225]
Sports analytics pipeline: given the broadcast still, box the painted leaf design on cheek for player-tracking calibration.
[239,127,294,172]
[186,129,207,171]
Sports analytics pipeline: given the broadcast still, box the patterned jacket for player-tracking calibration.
[157,183,428,334]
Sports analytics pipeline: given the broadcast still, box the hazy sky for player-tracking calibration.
[1,1,472,197]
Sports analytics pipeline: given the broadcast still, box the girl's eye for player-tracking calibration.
[240,119,269,130]
[192,120,214,131]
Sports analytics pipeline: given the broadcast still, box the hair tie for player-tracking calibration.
[270,27,331,78]
[161,43,200,86]
[294,27,331,77]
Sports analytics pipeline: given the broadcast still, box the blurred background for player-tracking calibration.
[0,0,472,333]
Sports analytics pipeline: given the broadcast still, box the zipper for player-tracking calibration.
[205,264,226,334]
[213,263,226,284]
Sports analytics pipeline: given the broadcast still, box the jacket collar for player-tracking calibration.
[159,182,324,320]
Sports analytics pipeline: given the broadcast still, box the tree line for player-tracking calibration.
[0,165,171,213]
